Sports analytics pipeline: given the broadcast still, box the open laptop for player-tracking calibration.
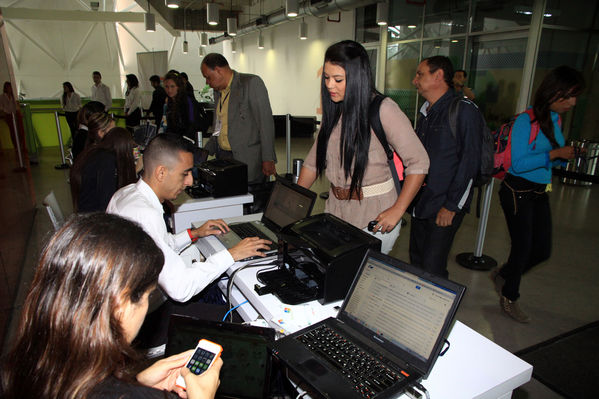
[166,315,276,399]
[215,177,316,256]
[270,250,466,399]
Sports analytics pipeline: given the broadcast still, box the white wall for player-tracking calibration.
[220,12,355,117]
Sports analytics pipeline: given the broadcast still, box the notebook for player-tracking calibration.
[166,315,275,399]
[214,177,316,256]
[270,250,466,399]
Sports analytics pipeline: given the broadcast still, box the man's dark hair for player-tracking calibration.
[92,71,101,78]
[143,134,194,176]
[201,53,230,69]
[455,69,467,78]
[149,75,161,84]
[423,56,454,88]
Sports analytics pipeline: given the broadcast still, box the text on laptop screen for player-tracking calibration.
[263,182,314,228]
[344,257,457,363]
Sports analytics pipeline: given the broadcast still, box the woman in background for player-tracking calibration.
[124,73,142,133]
[71,100,105,161]
[70,127,138,213]
[298,40,429,254]
[0,213,222,399]
[163,72,204,144]
[61,82,82,140]
[491,65,585,323]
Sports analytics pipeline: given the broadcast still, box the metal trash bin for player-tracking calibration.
[561,140,599,186]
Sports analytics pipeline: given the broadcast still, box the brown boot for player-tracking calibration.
[500,296,530,323]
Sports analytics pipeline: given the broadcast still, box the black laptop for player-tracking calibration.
[214,177,316,256]
[166,315,276,399]
[270,250,466,399]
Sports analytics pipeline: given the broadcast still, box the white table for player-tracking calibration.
[171,192,253,233]
[195,216,533,399]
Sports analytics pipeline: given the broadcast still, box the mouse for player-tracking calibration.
[368,220,378,232]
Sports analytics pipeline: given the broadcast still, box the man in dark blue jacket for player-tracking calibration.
[410,56,482,278]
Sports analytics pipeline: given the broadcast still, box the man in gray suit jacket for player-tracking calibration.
[201,53,277,184]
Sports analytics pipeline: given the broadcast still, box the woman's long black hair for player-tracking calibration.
[62,81,75,107]
[532,65,584,148]
[316,40,376,198]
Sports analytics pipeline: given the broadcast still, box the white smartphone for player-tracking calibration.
[176,339,223,390]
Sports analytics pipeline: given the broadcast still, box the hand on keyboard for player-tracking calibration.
[229,237,272,261]
[192,219,230,238]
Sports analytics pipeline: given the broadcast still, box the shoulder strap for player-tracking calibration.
[524,108,541,144]
[369,94,393,160]
[448,97,462,140]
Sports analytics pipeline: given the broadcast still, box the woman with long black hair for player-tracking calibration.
[0,213,222,399]
[162,71,206,144]
[492,65,585,323]
[298,40,429,254]
[61,81,81,140]
[124,73,142,133]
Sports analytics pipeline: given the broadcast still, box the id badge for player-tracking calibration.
[212,117,222,137]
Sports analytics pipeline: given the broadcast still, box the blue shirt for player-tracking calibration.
[509,109,565,184]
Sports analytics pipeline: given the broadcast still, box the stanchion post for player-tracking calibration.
[456,179,497,270]
[54,111,69,169]
[286,113,291,175]
[10,112,25,170]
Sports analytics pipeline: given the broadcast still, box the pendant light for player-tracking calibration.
[165,0,180,9]
[200,32,208,47]
[376,1,388,26]
[207,2,219,26]
[257,31,264,49]
[286,0,299,17]
[145,1,155,32]
[299,19,307,40]
[231,39,236,53]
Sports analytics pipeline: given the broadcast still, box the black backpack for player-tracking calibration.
[448,97,494,187]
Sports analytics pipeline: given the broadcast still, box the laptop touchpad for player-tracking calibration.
[300,359,328,376]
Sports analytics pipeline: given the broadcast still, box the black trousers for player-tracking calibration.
[65,111,79,141]
[409,211,465,279]
[498,179,552,301]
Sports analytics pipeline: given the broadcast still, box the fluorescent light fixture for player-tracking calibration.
[144,12,155,32]
[182,40,188,54]
[227,17,237,36]
[299,20,307,40]
[231,39,236,53]
[165,0,180,9]
[408,24,417,29]
[451,39,458,43]
[207,3,219,26]
[258,32,264,49]
[200,32,208,47]
[286,0,299,17]
[376,2,388,26]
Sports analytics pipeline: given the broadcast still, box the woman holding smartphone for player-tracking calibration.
[0,213,222,399]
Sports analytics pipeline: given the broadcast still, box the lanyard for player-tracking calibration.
[219,91,230,113]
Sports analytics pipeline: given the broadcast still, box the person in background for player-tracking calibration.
[70,127,138,213]
[163,72,204,143]
[453,69,475,100]
[84,111,115,149]
[149,75,167,127]
[410,56,484,279]
[61,82,82,141]
[0,213,222,399]
[0,81,27,157]
[91,71,112,112]
[124,74,142,133]
[298,40,429,255]
[201,53,277,184]
[491,65,585,323]
[71,101,105,161]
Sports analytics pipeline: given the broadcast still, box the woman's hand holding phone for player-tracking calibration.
[180,357,223,399]
[136,350,195,393]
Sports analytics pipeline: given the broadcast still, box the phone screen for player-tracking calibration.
[186,347,216,376]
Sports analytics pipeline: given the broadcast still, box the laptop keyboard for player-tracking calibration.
[230,223,278,250]
[296,325,407,399]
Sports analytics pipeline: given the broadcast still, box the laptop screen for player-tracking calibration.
[342,255,460,364]
[263,180,316,230]
[166,316,275,399]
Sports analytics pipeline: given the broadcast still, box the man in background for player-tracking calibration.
[149,75,167,127]
[200,53,276,184]
[453,69,475,100]
[91,71,112,112]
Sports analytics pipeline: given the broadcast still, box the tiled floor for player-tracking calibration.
[2,138,598,398]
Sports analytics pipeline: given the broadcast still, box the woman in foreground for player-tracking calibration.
[0,213,222,399]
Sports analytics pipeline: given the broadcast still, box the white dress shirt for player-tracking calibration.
[124,86,141,114]
[91,82,112,111]
[61,92,82,112]
[107,179,234,302]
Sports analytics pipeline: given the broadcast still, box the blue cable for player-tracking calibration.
[222,300,248,321]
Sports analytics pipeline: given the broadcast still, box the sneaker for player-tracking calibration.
[500,296,530,323]
[489,267,505,297]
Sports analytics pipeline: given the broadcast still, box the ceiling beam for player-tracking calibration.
[2,7,145,23]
